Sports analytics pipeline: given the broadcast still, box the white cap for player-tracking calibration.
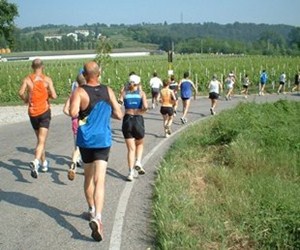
[129,74,141,84]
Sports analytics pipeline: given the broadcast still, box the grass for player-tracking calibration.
[152,100,300,249]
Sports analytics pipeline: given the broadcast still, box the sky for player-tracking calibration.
[9,0,300,28]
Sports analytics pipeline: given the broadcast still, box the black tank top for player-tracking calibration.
[78,84,109,120]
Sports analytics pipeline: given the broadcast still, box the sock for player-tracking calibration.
[42,160,48,167]
[89,206,95,214]
[95,213,102,222]
[33,159,40,165]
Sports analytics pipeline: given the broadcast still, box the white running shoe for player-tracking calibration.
[134,161,145,175]
[40,160,49,172]
[29,161,39,178]
[127,169,134,181]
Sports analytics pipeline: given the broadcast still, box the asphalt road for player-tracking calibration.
[0,93,299,250]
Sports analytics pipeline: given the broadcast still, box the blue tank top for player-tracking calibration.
[124,90,142,109]
[77,84,112,148]
[180,80,192,99]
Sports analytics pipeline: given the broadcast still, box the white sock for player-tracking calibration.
[95,213,102,222]
[42,160,48,167]
[89,206,95,214]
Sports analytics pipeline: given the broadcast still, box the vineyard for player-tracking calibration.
[0,54,299,104]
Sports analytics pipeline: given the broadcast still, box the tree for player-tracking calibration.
[95,36,112,70]
[0,0,18,49]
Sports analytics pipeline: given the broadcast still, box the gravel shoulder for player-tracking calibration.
[0,104,65,126]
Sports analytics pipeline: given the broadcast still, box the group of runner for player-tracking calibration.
[18,59,300,243]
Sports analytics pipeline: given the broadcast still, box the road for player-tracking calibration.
[0,93,299,250]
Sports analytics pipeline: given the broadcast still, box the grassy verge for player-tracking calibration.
[153,100,300,249]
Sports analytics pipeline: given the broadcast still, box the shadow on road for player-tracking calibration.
[0,190,93,242]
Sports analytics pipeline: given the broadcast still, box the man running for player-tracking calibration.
[149,72,163,109]
[19,58,57,178]
[69,61,122,242]
[178,72,197,124]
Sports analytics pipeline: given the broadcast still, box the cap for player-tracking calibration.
[129,74,141,84]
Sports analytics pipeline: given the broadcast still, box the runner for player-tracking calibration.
[208,74,223,115]
[63,73,86,180]
[169,75,179,116]
[159,78,176,137]
[149,72,163,109]
[69,61,123,242]
[259,70,268,96]
[225,71,236,100]
[119,74,148,181]
[178,71,197,124]
[241,74,250,98]
[277,72,286,94]
[18,58,57,179]
[292,71,300,92]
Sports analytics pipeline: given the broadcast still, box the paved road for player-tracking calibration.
[0,93,299,250]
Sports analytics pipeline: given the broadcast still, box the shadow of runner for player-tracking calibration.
[0,190,93,242]
[0,160,31,183]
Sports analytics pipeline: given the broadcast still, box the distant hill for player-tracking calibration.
[11,22,300,55]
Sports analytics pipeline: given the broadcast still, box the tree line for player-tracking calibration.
[0,0,299,56]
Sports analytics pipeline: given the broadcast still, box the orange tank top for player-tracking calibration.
[28,73,50,117]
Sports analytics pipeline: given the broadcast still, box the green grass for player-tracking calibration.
[153,100,300,249]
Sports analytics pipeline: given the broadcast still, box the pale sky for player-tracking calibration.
[9,0,300,28]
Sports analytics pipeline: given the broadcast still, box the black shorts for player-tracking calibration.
[209,92,219,100]
[243,85,249,89]
[151,88,160,98]
[279,81,285,85]
[122,114,145,139]
[160,106,174,116]
[79,147,110,163]
[30,109,51,130]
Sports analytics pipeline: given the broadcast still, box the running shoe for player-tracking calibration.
[210,108,214,115]
[67,162,76,181]
[134,161,145,175]
[89,218,104,242]
[127,170,134,181]
[29,161,39,179]
[40,160,49,172]
[167,126,172,135]
[76,159,83,168]
[180,117,187,124]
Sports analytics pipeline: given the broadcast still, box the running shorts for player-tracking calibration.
[79,147,110,163]
[160,106,174,116]
[29,109,51,130]
[122,114,145,139]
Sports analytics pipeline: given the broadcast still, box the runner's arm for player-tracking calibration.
[141,91,148,113]
[47,77,57,99]
[63,96,71,116]
[69,89,81,118]
[108,87,123,120]
[18,78,29,103]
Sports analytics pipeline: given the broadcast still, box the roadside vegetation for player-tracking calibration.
[153,100,300,249]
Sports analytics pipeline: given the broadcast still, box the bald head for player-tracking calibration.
[83,61,101,80]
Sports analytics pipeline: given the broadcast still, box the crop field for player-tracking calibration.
[0,54,299,104]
